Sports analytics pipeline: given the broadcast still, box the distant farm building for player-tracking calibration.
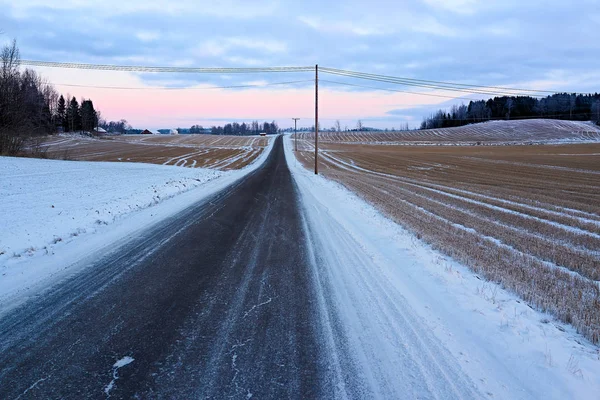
[141,129,160,135]
[259,132,267,136]
[170,129,179,135]
[95,127,107,133]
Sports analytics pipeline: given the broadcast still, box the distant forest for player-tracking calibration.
[0,40,129,154]
[421,93,600,129]
[209,121,279,136]
[0,40,101,154]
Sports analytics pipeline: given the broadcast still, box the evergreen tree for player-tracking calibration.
[66,97,81,132]
[57,95,66,131]
[80,99,97,131]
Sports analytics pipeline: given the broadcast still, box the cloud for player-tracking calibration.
[3,0,280,19]
[224,56,267,67]
[194,37,287,58]
[135,31,160,43]
[413,17,460,36]
[297,16,393,36]
[224,38,287,54]
[298,12,458,38]
[421,0,480,14]
[1,0,598,129]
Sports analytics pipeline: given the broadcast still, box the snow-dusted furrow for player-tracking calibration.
[208,150,248,170]
[364,180,600,284]
[306,120,600,145]
[460,156,600,175]
[323,151,600,239]
[162,151,202,166]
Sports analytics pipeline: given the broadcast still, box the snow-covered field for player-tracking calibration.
[299,119,600,145]
[0,136,274,312]
[1,158,222,259]
[285,135,600,399]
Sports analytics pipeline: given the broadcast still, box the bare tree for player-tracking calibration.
[0,39,25,154]
[356,119,363,131]
[505,98,514,120]
[0,39,19,81]
[334,119,341,132]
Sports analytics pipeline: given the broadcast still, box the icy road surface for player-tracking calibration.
[0,135,598,398]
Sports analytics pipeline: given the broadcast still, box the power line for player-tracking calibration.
[23,58,592,99]
[319,68,550,98]
[320,67,564,95]
[320,79,478,101]
[22,60,313,73]
[54,79,314,90]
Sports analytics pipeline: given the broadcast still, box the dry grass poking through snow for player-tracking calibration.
[295,137,600,344]
[43,134,270,170]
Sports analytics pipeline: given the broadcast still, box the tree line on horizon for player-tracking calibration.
[421,93,600,130]
[209,120,279,136]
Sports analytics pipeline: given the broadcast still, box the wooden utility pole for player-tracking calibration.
[315,64,319,175]
[292,118,300,151]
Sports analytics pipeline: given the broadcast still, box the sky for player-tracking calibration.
[1,0,599,130]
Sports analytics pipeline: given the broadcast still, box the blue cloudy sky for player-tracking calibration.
[1,0,599,129]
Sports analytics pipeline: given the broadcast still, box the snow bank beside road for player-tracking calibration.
[0,136,274,312]
[284,135,600,399]
[0,158,221,259]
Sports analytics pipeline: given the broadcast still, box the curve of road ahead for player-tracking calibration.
[0,135,481,399]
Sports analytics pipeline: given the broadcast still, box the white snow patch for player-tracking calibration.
[104,356,135,396]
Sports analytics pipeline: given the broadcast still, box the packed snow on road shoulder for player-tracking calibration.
[284,134,600,399]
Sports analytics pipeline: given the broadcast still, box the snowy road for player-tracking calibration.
[0,135,598,398]
[0,136,328,398]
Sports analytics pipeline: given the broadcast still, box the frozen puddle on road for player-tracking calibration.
[104,356,134,396]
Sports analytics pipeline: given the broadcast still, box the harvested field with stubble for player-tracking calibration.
[43,134,271,170]
[300,119,600,144]
[295,136,600,343]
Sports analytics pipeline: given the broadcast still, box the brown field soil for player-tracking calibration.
[43,134,270,170]
[296,138,600,344]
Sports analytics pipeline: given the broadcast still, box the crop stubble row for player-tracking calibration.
[43,134,269,170]
[296,139,600,343]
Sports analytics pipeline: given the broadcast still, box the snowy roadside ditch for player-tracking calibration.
[284,134,600,399]
[0,136,275,312]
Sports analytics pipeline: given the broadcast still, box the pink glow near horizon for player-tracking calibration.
[56,85,449,130]
[42,68,453,130]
